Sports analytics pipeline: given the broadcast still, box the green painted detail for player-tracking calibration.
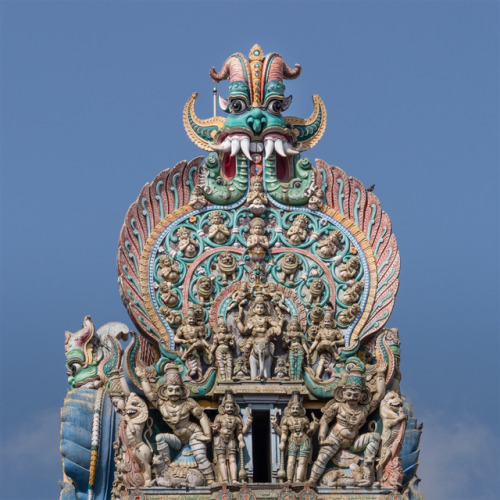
[124,241,140,275]
[263,81,286,102]
[337,178,345,214]
[126,290,149,316]
[66,349,85,363]
[223,105,287,134]
[187,106,217,142]
[187,166,197,192]
[376,266,396,292]
[320,169,328,193]
[155,181,165,220]
[102,339,119,377]
[377,247,393,274]
[130,218,143,253]
[371,292,393,315]
[68,364,98,389]
[201,153,248,205]
[170,173,180,210]
[374,226,387,257]
[121,265,140,293]
[141,198,151,236]
[91,444,98,450]
[360,311,389,336]
[366,203,377,240]
[291,105,323,142]
[265,157,314,206]
[138,316,159,338]
[228,81,250,100]
[353,189,361,227]
[304,369,337,398]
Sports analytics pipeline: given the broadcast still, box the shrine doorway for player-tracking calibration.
[251,409,271,482]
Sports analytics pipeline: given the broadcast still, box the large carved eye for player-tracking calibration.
[69,362,82,374]
[267,99,283,114]
[230,99,247,114]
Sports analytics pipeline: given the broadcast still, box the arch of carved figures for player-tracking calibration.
[60,45,423,500]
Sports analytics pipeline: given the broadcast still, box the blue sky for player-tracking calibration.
[0,1,498,499]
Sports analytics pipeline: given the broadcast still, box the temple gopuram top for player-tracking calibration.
[60,45,424,500]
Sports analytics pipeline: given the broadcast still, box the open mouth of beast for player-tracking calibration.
[211,130,299,182]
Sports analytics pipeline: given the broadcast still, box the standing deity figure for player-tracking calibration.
[317,230,342,259]
[246,217,269,260]
[378,391,407,489]
[286,214,309,246]
[282,318,309,381]
[136,364,215,485]
[176,227,199,258]
[174,307,211,380]
[306,360,386,487]
[212,391,253,483]
[271,393,319,483]
[308,309,344,379]
[236,295,283,380]
[246,176,268,215]
[208,211,230,244]
[210,317,235,381]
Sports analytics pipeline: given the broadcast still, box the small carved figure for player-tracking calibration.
[246,176,268,215]
[317,230,342,259]
[280,253,300,285]
[307,278,325,306]
[337,303,361,325]
[282,318,309,381]
[117,393,153,487]
[236,295,283,381]
[208,211,230,244]
[212,391,253,483]
[306,360,386,487]
[174,307,211,379]
[286,214,309,246]
[266,283,290,313]
[246,217,269,260]
[176,227,199,258]
[233,356,250,380]
[210,317,235,381]
[306,306,324,342]
[378,391,407,489]
[227,282,252,311]
[136,364,215,485]
[159,282,179,308]
[217,251,237,285]
[196,276,215,305]
[337,256,360,281]
[159,306,182,326]
[272,393,319,483]
[274,355,289,380]
[158,254,180,283]
[342,281,364,305]
[307,187,324,211]
[308,310,344,379]
[189,185,208,210]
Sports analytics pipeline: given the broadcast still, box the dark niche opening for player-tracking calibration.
[251,410,271,483]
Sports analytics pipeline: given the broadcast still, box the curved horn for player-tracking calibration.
[183,93,225,152]
[209,53,250,83]
[263,53,301,83]
[285,95,327,151]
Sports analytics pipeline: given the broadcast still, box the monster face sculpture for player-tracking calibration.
[184,44,326,196]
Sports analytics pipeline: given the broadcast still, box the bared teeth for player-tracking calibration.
[283,141,299,155]
[274,139,286,157]
[240,138,252,160]
[264,139,274,158]
[230,138,241,157]
[210,138,231,152]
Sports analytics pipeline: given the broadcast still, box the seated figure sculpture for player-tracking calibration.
[136,363,215,485]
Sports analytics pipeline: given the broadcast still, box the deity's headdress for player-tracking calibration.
[219,390,241,414]
[284,391,306,417]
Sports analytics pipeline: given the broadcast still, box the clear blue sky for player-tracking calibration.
[1,1,498,499]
